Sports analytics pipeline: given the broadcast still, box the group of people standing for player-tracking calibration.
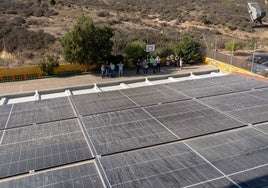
[100,55,184,78]
[166,54,183,68]
[136,55,184,75]
[101,61,124,78]
[136,56,161,75]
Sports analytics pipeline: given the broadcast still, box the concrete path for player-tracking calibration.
[0,64,216,96]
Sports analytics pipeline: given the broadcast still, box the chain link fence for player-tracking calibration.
[201,49,257,73]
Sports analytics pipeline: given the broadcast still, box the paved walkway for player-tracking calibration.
[0,64,216,96]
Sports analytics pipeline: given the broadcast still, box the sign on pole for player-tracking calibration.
[146,44,155,52]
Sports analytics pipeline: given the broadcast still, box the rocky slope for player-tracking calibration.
[0,0,267,67]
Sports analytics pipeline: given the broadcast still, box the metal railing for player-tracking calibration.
[201,49,253,72]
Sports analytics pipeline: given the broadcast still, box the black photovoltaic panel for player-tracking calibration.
[199,91,268,124]
[7,97,76,128]
[186,128,268,175]
[255,123,268,134]
[0,131,3,140]
[223,77,268,91]
[121,84,189,106]
[166,75,268,98]
[166,77,236,98]
[82,108,178,155]
[230,165,268,187]
[0,162,105,188]
[203,75,246,84]
[99,142,224,188]
[72,91,138,116]
[188,178,234,188]
[0,119,93,178]
[0,105,12,130]
[248,87,268,99]
[201,74,268,90]
[181,84,237,98]
[144,100,245,139]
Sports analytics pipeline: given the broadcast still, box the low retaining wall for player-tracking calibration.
[0,64,97,82]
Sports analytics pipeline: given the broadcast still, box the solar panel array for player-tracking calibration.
[0,74,268,187]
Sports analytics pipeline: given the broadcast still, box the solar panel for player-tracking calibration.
[224,78,268,91]
[99,142,227,188]
[203,75,246,84]
[0,119,93,178]
[255,123,268,134]
[166,75,268,98]
[121,84,189,106]
[186,128,268,175]
[203,74,268,90]
[229,165,268,187]
[82,108,178,155]
[0,104,12,130]
[188,178,234,188]
[0,131,3,140]
[7,97,76,128]
[72,91,138,116]
[249,87,268,99]
[199,91,268,124]
[144,100,245,139]
[181,84,237,98]
[0,162,105,188]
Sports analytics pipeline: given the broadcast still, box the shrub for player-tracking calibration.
[38,56,59,76]
[225,40,241,51]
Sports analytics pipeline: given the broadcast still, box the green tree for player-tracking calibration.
[174,35,201,64]
[125,40,147,62]
[38,56,59,76]
[61,16,113,71]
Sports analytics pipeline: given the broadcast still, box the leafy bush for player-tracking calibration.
[173,34,202,64]
[225,40,241,51]
[125,40,147,62]
[38,56,59,76]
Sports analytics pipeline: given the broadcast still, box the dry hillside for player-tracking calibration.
[0,0,268,67]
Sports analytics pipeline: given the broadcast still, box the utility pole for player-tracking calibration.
[230,39,235,65]
[251,42,257,73]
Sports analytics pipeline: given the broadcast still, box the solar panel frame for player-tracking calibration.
[186,128,268,175]
[185,178,235,188]
[199,91,268,124]
[144,100,245,139]
[120,84,189,106]
[229,165,268,187]
[200,74,268,90]
[7,97,76,129]
[255,123,268,134]
[72,91,138,116]
[82,108,178,155]
[0,162,105,188]
[0,104,12,130]
[0,119,93,179]
[99,142,224,188]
